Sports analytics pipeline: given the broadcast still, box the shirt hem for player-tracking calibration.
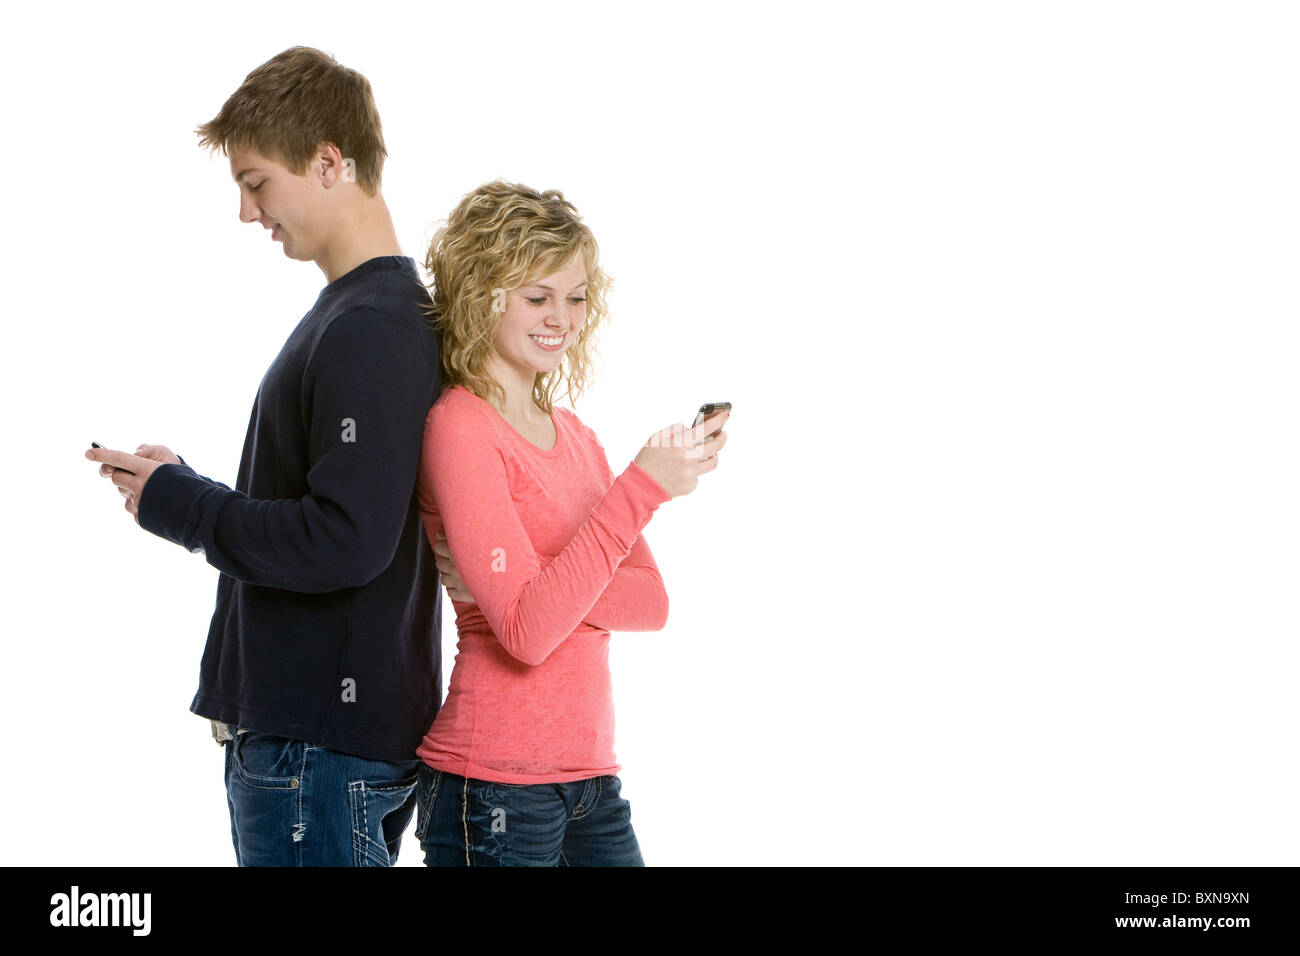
[192,694,424,765]
[419,754,620,785]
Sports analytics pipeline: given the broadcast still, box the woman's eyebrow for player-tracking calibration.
[527,281,589,292]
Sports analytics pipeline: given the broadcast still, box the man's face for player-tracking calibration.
[228,143,324,262]
[493,254,589,378]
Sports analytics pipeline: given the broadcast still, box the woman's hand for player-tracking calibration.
[633,410,730,498]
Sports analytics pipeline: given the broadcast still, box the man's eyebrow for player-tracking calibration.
[528,280,589,292]
[233,168,260,183]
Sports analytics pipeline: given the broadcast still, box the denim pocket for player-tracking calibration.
[414,765,442,842]
[349,775,419,867]
[232,732,303,790]
[463,779,567,865]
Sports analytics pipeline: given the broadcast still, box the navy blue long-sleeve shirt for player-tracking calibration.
[138,256,444,762]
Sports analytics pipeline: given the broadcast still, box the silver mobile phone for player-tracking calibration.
[691,403,732,442]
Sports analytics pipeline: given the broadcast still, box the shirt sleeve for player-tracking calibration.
[581,532,670,631]
[420,397,671,666]
[175,454,234,492]
[569,414,669,632]
[137,307,438,592]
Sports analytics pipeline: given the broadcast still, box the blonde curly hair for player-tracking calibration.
[424,180,611,414]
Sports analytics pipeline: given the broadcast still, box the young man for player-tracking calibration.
[85,46,443,866]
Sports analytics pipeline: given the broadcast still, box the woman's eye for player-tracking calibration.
[569,297,586,304]
[527,297,546,305]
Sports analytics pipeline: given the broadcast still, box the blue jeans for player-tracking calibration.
[223,728,421,866]
[414,763,645,866]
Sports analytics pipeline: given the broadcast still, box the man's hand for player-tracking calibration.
[433,532,475,603]
[132,443,183,466]
[85,443,174,524]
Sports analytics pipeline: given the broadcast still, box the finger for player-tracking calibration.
[690,410,730,444]
[694,447,722,470]
[135,444,181,465]
[111,470,142,494]
[698,426,731,456]
[685,431,725,460]
[650,423,687,449]
[86,446,148,472]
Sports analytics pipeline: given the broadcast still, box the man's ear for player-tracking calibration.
[314,142,348,189]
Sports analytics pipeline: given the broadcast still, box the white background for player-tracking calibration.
[1,0,1296,865]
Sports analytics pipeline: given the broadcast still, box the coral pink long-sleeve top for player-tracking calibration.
[415,385,672,783]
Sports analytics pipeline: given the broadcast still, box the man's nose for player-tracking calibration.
[239,192,259,224]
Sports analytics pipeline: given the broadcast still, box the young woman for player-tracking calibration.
[412,180,729,866]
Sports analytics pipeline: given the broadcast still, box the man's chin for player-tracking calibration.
[276,237,316,265]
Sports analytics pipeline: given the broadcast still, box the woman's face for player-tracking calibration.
[492,253,588,378]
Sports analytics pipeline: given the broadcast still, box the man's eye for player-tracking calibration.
[250,182,264,192]
[527,296,546,304]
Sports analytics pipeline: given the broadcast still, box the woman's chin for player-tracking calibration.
[529,355,566,372]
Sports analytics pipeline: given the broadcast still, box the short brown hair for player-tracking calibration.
[196,46,386,196]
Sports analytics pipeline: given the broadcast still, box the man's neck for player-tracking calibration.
[316,194,404,284]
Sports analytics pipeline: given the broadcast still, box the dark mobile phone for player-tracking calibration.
[691,402,732,442]
[90,442,135,476]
